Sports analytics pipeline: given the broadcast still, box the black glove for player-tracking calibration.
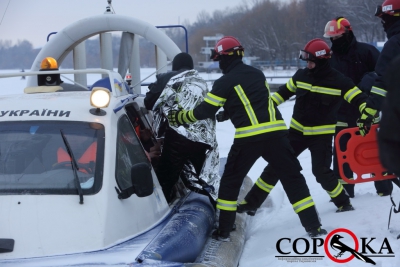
[216,110,229,122]
[357,107,377,136]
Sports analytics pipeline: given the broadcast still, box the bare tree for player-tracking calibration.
[333,0,384,43]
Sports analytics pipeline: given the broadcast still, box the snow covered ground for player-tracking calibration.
[0,68,399,266]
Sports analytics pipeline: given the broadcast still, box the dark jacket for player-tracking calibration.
[192,59,287,144]
[329,36,380,127]
[378,55,400,176]
[368,20,400,110]
[272,63,368,136]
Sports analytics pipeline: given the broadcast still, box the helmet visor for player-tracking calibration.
[375,5,383,17]
[299,50,316,61]
[210,49,220,61]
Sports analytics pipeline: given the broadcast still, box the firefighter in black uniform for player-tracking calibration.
[379,55,400,177]
[374,0,400,185]
[167,36,326,240]
[238,38,377,216]
[358,0,400,134]
[323,17,393,197]
[364,0,400,114]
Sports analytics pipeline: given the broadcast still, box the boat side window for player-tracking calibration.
[115,115,149,192]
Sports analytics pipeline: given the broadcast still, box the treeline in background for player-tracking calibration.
[0,0,384,70]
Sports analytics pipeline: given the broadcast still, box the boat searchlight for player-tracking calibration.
[90,87,111,116]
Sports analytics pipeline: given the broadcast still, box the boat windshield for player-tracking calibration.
[0,121,104,195]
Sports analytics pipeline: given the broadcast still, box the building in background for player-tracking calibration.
[198,34,224,72]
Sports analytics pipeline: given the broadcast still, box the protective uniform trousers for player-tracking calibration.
[218,134,321,234]
[246,131,350,210]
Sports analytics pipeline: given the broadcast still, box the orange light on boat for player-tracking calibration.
[40,57,58,69]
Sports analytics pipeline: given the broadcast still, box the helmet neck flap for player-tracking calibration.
[219,54,242,74]
[331,31,354,54]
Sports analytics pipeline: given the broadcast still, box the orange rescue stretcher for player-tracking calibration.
[335,124,397,184]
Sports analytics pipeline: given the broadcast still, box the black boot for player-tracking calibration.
[211,229,230,242]
[307,227,328,237]
[213,210,236,242]
[336,203,355,212]
[375,180,393,196]
[237,200,258,216]
[237,184,269,215]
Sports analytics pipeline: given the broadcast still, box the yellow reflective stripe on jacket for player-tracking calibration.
[336,121,348,127]
[327,181,344,198]
[344,87,362,103]
[255,177,274,193]
[204,92,226,107]
[290,118,335,135]
[312,86,341,96]
[359,102,366,113]
[293,196,315,214]
[287,78,297,93]
[297,81,341,96]
[234,85,259,125]
[371,86,387,97]
[265,81,270,90]
[297,81,312,91]
[266,81,277,122]
[216,199,237,211]
[290,118,303,132]
[268,97,277,122]
[235,120,287,138]
[272,93,284,105]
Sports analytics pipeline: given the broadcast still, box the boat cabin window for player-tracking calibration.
[115,115,150,191]
[0,121,104,195]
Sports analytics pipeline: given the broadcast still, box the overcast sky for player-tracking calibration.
[0,0,262,48]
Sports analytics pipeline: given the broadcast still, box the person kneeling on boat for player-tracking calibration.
[167,36,326,241]
[145,52,220,204]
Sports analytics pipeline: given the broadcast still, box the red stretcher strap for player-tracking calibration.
[335,124,396,184]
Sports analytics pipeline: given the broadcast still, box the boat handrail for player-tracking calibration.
[0,68,116,79]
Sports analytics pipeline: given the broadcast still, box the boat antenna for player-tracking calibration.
[131,63,170,88]
[0,0,11,26]
[105,0,115,14]
[60,75,90,90]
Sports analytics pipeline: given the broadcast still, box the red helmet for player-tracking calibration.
[323,17,352,38]
[210,36,244,61]
[299,38,332,61]
[375,0,400,17]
